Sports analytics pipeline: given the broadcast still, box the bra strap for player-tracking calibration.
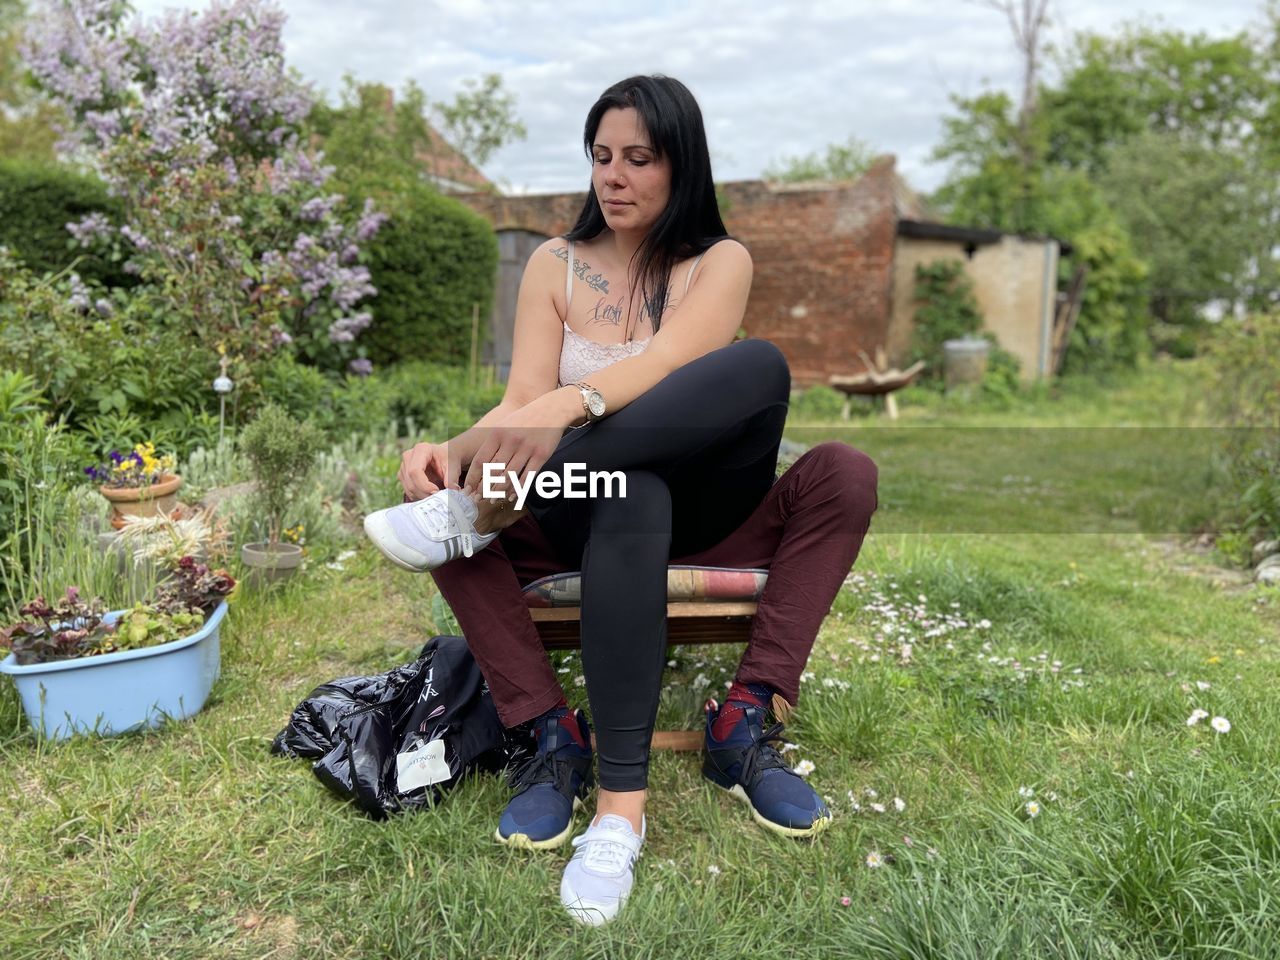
[565,240,575,307]
[685,251,707,296]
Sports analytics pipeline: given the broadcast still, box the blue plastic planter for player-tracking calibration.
[0,601,227,741]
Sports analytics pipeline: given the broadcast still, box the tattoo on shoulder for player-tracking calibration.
[548,245,609,294]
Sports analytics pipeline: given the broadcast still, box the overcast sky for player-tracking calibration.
[131,0,1269,197]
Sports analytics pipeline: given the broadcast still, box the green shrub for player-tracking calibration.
[375,360,505,438]
[908,259,985,384]
[239,403,325,545]
[979,341,1024,403]
[0,159,130,288]
[789,384,849,421]
[355,182,498,367]
[0,254,220,456]
[1201,311,1280,546]
[257,353,399,440]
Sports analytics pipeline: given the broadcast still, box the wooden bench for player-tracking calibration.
[522,566,782,751]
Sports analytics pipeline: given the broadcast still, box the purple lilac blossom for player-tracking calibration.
[327,311,372,343]
[27,0,387,356]
[298,195,341,221]
[66,212,113,245]
[66,273,91,311]
[347,358,373,376]
[355,199,389,242]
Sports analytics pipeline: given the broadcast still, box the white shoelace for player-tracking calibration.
[410,491,480,557]
[571,818,643,877]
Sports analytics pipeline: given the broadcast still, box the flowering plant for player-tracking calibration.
[153,555,237,617]
[25,0,387,377]
[85,442,177,489]
[0,587,118,665]
[117,509,230,568]
[0,556,235,665]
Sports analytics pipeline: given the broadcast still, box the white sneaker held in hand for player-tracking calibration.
[362,488,497,573]
[560,813,645,926]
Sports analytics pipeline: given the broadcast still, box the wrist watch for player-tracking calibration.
[574,381,606,422]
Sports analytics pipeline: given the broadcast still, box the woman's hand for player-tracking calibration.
[398,440,460,502]
[461,389,576,498]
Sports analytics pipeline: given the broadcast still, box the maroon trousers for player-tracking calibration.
[430,440,879,729]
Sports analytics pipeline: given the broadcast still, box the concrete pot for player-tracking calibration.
[240,541,303,586]
[943,337,990,392]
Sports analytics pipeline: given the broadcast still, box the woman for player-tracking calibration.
[363,75,879,925]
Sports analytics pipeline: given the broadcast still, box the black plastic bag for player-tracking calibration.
[271,635,509,819]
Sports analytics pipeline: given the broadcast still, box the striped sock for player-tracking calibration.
[712,681,774,740]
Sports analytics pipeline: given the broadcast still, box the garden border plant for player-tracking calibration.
[238,402,324,585]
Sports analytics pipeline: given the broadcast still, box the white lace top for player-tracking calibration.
[557,240,706,388]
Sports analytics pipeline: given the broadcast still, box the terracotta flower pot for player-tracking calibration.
[100,473,183,530]
[240,541,303,586]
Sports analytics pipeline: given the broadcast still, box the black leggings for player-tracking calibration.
[524,338,790,790]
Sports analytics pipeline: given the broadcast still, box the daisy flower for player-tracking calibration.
[793,759,816,777]
[1187,709,1209,726]
[870,802,886,814]
[893,797,906,812]
[707,865,721,876]
[1018,785,1035,798]
[865,851,884,869]
[1024,801,1041,818]
[1210,716,1231,734]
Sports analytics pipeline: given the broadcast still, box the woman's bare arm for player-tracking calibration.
[458,238,754,491]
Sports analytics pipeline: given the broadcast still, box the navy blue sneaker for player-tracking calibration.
[702,698,832,838]
[496,707,594,850]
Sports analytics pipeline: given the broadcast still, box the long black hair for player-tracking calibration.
[564,75,729,335]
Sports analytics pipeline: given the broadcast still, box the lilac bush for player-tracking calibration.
[25,0,386,373]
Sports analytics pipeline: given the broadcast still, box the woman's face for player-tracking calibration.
[591,107,672,237]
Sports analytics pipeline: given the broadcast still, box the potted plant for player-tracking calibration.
[87,442,183,529]
[102,508,231,598]
[0,558,237,740]
[238,403,324,585]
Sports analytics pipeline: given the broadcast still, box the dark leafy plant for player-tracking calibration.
[0,586,116,665]
[153,555,236,617]
[908,260,985,382]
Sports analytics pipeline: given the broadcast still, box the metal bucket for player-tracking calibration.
[943,337,990,391]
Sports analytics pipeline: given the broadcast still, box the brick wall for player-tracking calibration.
[456,155,924,386]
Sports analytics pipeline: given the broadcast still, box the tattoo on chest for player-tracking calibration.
[585,289,671,330]
[588,295,625,327]
[550,246,609,293]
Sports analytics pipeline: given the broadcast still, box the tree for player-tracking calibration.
[1044,23,1276,315]
[1042,26,1266,175]
[307,76,437,192]
[927,86,1151,373]
[1096,129,1264,327]
[762,134,877,183]
[927,90,1050,233]
[436,72,527,169]
[0,0,58,160]
[307,73,526,194]
[969,0,1054,227]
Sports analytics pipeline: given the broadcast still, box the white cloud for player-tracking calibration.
[128,0,1264,196]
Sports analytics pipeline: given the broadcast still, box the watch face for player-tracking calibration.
[587,391,606,417]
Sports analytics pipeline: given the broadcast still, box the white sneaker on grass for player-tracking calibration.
[560,813,645,926]
[362,488,497,572]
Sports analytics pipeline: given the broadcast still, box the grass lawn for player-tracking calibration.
[2,358,1277,959]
